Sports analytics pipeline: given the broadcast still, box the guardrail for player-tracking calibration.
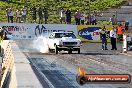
[0,40,14,88]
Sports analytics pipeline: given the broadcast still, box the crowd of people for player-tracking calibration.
[5,6,48,24]
[31,6,48,24]
[59,8,97,25]
[5,6,130,28]
[6,6,27,23]
[5,6,98,25]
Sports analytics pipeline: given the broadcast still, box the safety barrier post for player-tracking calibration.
[123,34,127,53]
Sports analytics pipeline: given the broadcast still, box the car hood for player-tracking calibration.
[58,37,80,42]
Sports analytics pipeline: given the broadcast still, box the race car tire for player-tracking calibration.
[55,45,58,54]
[68,50,72,54]
[78,48,80,54]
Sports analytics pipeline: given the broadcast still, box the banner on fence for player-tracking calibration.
[0,23,77,39]
[77,25,113,42]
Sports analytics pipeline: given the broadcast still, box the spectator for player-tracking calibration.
[32,6,37,23]
[21,6,27,23]
[65,9,71,24]
[38,7,43,24]
[60,8,65,24]
[80,13,85,25]
[6,7,10,23]
[9,8,13,23]
[91,13,96,25]
[74,10,81,25]
[100,26,108,50]
[110,26,117,50]
[16,8,21,23]
[125,21,129,31]
[110,15,116,25]
[43,7,48,24]
[86,14,91,25]
[117,23,124,41]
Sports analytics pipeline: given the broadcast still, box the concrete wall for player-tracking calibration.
[0,41,15,88]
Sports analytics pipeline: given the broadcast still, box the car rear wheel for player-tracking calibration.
[55,45,58,54]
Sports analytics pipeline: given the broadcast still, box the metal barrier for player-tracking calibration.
[0,41,14,88]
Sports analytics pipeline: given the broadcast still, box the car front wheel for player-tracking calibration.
[78,48,80,54]
[68,50,72,54]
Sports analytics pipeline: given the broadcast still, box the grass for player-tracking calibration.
[0,0,123,23]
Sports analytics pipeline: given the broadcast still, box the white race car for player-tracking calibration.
[47,32,81,54]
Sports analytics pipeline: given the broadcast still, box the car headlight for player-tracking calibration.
[78,41,82,46]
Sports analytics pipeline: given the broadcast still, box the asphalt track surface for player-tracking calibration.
[14,40,132,88]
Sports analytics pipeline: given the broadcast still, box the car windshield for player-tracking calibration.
[55,33,76,38]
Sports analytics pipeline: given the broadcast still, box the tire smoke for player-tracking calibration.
[32,36,49,53]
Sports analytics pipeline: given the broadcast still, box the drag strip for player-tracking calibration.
[24,52,131,88]
[15,40,132,88]
[28,57,79,88]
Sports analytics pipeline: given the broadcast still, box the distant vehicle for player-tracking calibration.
[47,32,81,54]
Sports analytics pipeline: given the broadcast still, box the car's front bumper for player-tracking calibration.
[57,45,80,51]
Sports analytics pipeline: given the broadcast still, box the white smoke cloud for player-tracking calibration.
[32,36,49,53]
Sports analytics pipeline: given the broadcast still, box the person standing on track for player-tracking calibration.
[110,26,117,50]
[117,23,124,42]
[100,26,108,50]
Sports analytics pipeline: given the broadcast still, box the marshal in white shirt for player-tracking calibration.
[110,29,117,38]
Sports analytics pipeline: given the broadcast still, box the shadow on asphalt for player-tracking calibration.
[81,52,119,55]
[25,51,120,55]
